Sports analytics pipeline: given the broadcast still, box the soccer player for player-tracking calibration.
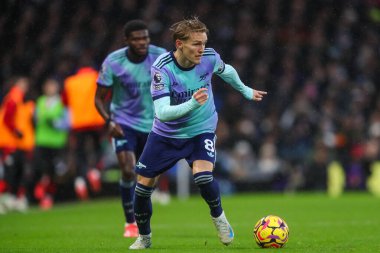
[95,20,166,238]
[129,17,267,249]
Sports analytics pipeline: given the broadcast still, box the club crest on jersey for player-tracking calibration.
[199,72,209,81]
[153,72,162,83]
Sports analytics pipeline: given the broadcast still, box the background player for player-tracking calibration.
[0,77,33,213]
[33,78,69,209]
[129,17,267,249]
[63,58,104,200]
[95,20,166,238]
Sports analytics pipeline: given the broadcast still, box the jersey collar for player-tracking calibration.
[126,48,148,63]
[171,51,195,71]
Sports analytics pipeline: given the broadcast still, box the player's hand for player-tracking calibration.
[253,89,267,101]
[108,121,124,138]
[193,88,209,105]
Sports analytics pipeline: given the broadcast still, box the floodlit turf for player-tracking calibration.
[1,192,380,253]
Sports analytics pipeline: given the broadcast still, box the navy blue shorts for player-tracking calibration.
[112,124,149,160]
[135,132,216,178]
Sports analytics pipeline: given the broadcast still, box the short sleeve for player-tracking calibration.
[212,49,225,74]
[97,58,114,87]
[151,66,170,101]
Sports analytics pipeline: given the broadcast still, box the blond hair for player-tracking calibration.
[170,17,209,42]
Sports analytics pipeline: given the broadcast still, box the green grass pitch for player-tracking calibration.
[1,193,379,253]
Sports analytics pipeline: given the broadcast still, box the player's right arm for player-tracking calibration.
[95,85,124,138]
[154,88,208,122]
[151,65,207,122]
[95,58,124,137]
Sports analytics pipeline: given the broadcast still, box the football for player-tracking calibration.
[253,215,289,248]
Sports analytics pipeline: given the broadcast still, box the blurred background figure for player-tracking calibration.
[95,19,167,237]
[32,78,69,210]
[0,77,34,213]
[63,58,105,200]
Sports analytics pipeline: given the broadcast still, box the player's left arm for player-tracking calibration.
[217,64,267,101]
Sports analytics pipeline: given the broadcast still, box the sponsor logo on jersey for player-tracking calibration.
[217,61,225,73]
[171,84,209,104]
[99,64,107,81]
[153,83,164,91]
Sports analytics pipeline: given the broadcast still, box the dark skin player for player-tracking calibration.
[95,29,150,182]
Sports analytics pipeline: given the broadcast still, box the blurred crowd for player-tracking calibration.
[1,0,380,211]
